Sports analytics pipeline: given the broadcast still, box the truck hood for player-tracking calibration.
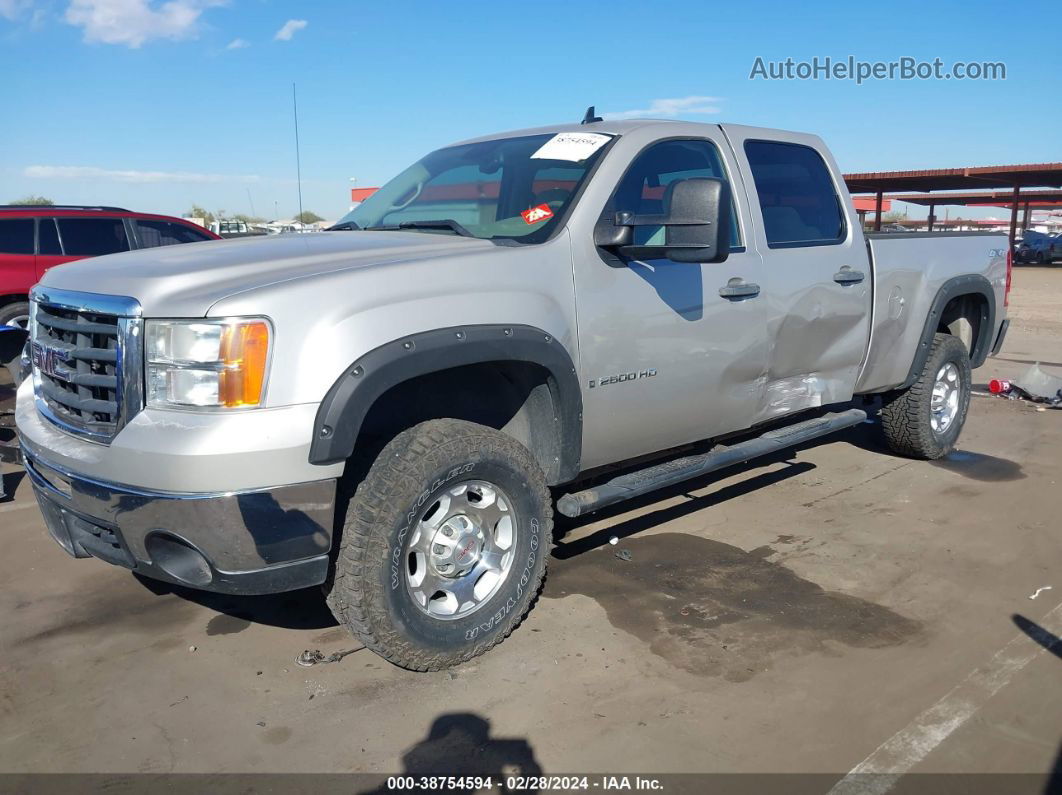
[37,231,496,317]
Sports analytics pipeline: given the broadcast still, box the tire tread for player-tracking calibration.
[325,419,552,671]
[881,333,970,460]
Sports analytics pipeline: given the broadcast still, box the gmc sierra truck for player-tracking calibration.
[16,116,1011,670]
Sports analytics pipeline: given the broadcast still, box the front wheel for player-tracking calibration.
[880,333,972,459]
[325,419,552,670]
[0,301,30,330]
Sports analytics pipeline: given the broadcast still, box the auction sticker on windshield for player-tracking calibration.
[522,204,554,224]
[531,132,612,162]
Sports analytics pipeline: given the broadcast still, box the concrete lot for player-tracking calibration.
[1,267,1060,786]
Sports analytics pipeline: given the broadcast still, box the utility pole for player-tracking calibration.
[293,82,304,223]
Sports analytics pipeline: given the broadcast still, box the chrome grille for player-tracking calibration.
[30,287,143,443]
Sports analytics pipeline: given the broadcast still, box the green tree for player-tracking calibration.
[295,210,324,224]
[186,205,216,225]
[233,213,265,224]
[10,195,54,206]
[882,211,907,223]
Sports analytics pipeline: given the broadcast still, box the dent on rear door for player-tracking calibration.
[762,247,871,418]
[726,132,872,422]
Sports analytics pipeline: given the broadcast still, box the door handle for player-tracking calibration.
[718,280,761,300]
[833,267,865,285]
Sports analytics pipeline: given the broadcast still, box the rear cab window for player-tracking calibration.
[743,140,846,248]
[0,219,35,255]
[56,217,130,256]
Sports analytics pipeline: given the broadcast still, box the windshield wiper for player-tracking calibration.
[327,220,360,231]
[366,219,474,238]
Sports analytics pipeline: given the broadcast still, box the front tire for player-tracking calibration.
[0,301,30,330]
[881,333,972,459]
[325,419,552,671]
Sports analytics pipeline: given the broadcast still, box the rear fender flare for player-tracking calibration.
[901,274,995,389]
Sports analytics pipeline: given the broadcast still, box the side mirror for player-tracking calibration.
[594,177,732,263]
[593,216,632,248]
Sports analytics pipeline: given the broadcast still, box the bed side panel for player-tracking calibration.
[856,233,1007,393]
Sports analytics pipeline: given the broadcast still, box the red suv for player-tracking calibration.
[0,205,221,329]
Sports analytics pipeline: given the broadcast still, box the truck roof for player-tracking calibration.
[452,119,819,148]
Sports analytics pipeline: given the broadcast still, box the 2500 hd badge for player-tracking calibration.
[589,368,657,388]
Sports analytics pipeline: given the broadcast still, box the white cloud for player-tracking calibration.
[64,0,225,48]
[225,36,248,49]
[604,96,723,120]
[273,18,306,41]
[25,165,260,184]
[0,0,32,20]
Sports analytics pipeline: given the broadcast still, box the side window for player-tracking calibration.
[610,139,741,248]
[136,220,212,248]
[38,218,62,255]
[56,217,130,256]
[0,219,35,255]
[744,140,846,247]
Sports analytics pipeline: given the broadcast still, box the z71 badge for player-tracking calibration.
[589,368,657,388]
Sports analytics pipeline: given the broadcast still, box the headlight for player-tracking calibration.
[145,318,271,409]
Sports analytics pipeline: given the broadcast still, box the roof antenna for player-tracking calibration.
[581,105,603,125]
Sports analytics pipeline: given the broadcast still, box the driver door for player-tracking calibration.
[572,136,768,470]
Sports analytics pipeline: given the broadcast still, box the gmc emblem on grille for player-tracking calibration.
[31,342,73,381]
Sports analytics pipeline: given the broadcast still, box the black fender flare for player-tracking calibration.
[308,324,582,482]
[901,274,996,389]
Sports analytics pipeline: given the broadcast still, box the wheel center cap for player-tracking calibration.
[429,515,483,577]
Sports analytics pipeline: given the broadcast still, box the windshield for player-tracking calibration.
[336,132,613,243]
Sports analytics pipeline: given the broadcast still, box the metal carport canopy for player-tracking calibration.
[842,162,1062,241]
[881,189,1062,208]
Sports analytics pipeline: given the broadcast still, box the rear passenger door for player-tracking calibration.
[728,132,871,422]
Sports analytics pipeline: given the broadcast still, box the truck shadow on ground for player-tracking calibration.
[795,419,1025,482]
[359,713,542,794]
[134,575,338,632]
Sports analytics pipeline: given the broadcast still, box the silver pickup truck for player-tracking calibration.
[16,117,1010,670]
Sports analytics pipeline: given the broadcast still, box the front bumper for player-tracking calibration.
[22,446,336,595]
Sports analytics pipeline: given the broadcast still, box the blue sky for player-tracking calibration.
[1,0,1057,221]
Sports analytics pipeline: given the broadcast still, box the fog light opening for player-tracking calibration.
[145,533,213,587]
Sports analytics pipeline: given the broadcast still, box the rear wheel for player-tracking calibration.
[325,419,552,670]
[881,333,971,459]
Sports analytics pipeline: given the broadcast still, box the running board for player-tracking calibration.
[557,408,867,518]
